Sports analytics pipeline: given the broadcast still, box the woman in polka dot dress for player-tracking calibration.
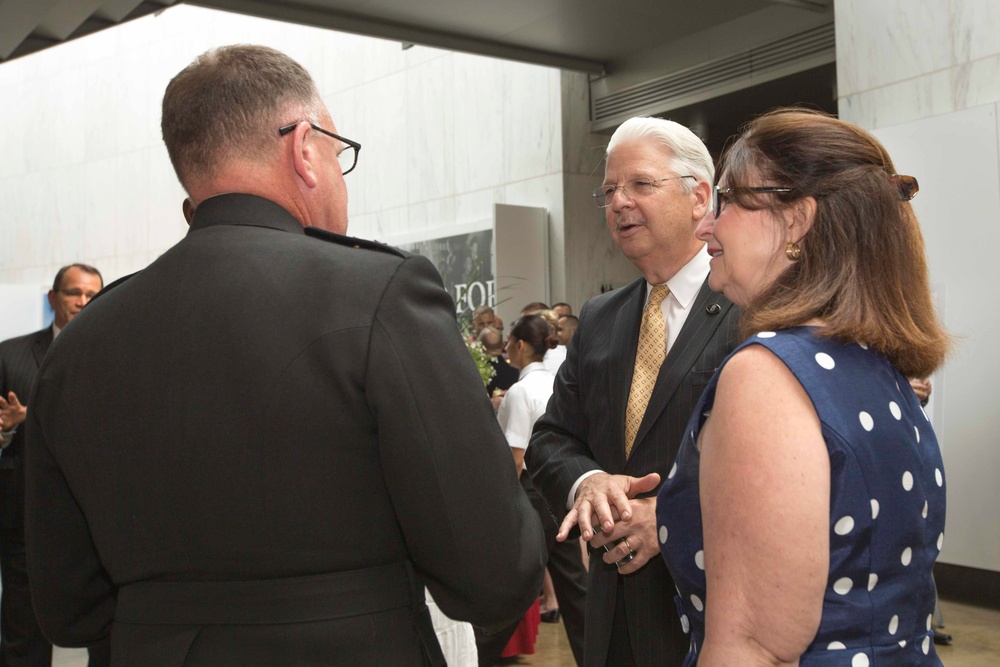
[656,109,949,666]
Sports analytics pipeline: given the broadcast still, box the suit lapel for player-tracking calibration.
[630,280,732,454]
[608,279,646,472]
[31,328,53,368]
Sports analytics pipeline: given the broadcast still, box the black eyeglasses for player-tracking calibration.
[592,176,696,208]
[713,185,794,215]
[278,122,361,176]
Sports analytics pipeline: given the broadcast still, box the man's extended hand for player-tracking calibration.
[0,391,26,431]
[557,472,660,542]
[591,496,659,575]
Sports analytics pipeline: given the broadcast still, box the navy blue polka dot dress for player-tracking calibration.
[656,327,945,666]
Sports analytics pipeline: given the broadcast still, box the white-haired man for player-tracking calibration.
[527,117,741,666]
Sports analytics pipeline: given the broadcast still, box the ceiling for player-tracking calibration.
[1,0,833,73]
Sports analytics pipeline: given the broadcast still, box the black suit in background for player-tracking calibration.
[0,328,52,667]
[24,193,545,667]
[527,275,740,667]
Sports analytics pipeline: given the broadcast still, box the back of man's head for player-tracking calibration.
[162,45,321,192]
[520,302,549,316]
[478,327,504,355]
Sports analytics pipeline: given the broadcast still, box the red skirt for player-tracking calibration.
[500,598,541,657]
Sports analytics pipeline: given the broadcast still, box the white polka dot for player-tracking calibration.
[927,614,933,631]
[690,594,704,612]
[901,547,913,566]
[889,401,902,420]
[668,462,677,479]
[852,653,870,667]
[815,352,836,370]
[915,425,920,442]
[898,640,906,647]
[871,499,880,519]
[888,614,899,634]
[859,342,869,350]
[902,471,914,491]
[659,525,668,544]
[680,614,690,634]
[834,515,855,536]
[827,641,846,650]
[859,411,874,431]
[868,573,878,592]
[694,550,704,570]
[922,501,928,518]
[833,577,853,595]
[935,468,943,487]
[937,532,944,550]
[757,331,776,338]
[922,635,931,654]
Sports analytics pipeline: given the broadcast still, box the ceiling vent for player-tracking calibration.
[591,22,835,132]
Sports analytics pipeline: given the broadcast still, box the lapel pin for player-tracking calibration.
[706,303,721,315]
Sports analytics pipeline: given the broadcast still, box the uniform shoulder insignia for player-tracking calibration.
[304,227,406,258]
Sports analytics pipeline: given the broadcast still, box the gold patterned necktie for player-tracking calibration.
[624,284,670,458]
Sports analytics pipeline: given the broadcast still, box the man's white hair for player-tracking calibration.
[606,117,714,194]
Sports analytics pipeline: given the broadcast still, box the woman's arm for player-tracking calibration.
[698,344,829,667]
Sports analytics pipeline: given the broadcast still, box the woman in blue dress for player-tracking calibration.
[656,108,949,666]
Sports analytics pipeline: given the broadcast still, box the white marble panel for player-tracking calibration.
[50,164,85,266]
[952,0,1000,63]
[116,150,150,256]
[46,66,87,169]
[0,81,27,180]
[961,52,1000,111]
[502,61,556,183]
[452,53,505,193]
[839,69,953,130]
[357,72,409,214]
[362,34,415,85]
[344,211,376,240]
[81,157,119,260]
[116,48,152,155]
[14,174,48,269]
[83,57,122,162]
[835,0,953,97]
[21,76,51,175]
[455,188,502,228]
[365,205,409,242]
[321,30,370,94]
[406,56,456,205]
[406,197,457,235]
[561,71,608,178]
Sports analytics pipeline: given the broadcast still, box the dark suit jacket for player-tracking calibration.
[24,194,545,667]
[526,275,740,667]
[0,327,52,528]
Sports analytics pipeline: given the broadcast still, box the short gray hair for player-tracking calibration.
[606,117,714,194]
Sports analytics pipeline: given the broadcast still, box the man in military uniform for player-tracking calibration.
[24,45,544,666]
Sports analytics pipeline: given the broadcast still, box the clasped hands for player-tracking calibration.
[557,471,661,575]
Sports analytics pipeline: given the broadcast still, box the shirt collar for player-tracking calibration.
[52,322,62,339]
[645,248,711,310]
[519,361,548,380]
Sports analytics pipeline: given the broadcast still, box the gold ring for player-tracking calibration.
[622,538,632,553]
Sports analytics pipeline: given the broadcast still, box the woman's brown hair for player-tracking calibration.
[720,108,948,378]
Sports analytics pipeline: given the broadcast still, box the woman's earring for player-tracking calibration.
[786,242,802,261]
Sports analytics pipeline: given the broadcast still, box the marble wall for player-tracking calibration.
[835,0,1000,573]
[0,4,568,310]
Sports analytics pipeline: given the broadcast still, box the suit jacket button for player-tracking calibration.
[706,303,721,315]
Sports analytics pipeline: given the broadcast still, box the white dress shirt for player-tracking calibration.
[543,345,567,374]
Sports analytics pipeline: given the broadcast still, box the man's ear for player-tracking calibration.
[690,179,712,222]
[788,195,817,244]
[182,198,195,226]
[288,122,320,189]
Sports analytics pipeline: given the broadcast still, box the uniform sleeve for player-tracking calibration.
[525,300,603,522]
[24,377,115,647]
[365,254,545,629]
